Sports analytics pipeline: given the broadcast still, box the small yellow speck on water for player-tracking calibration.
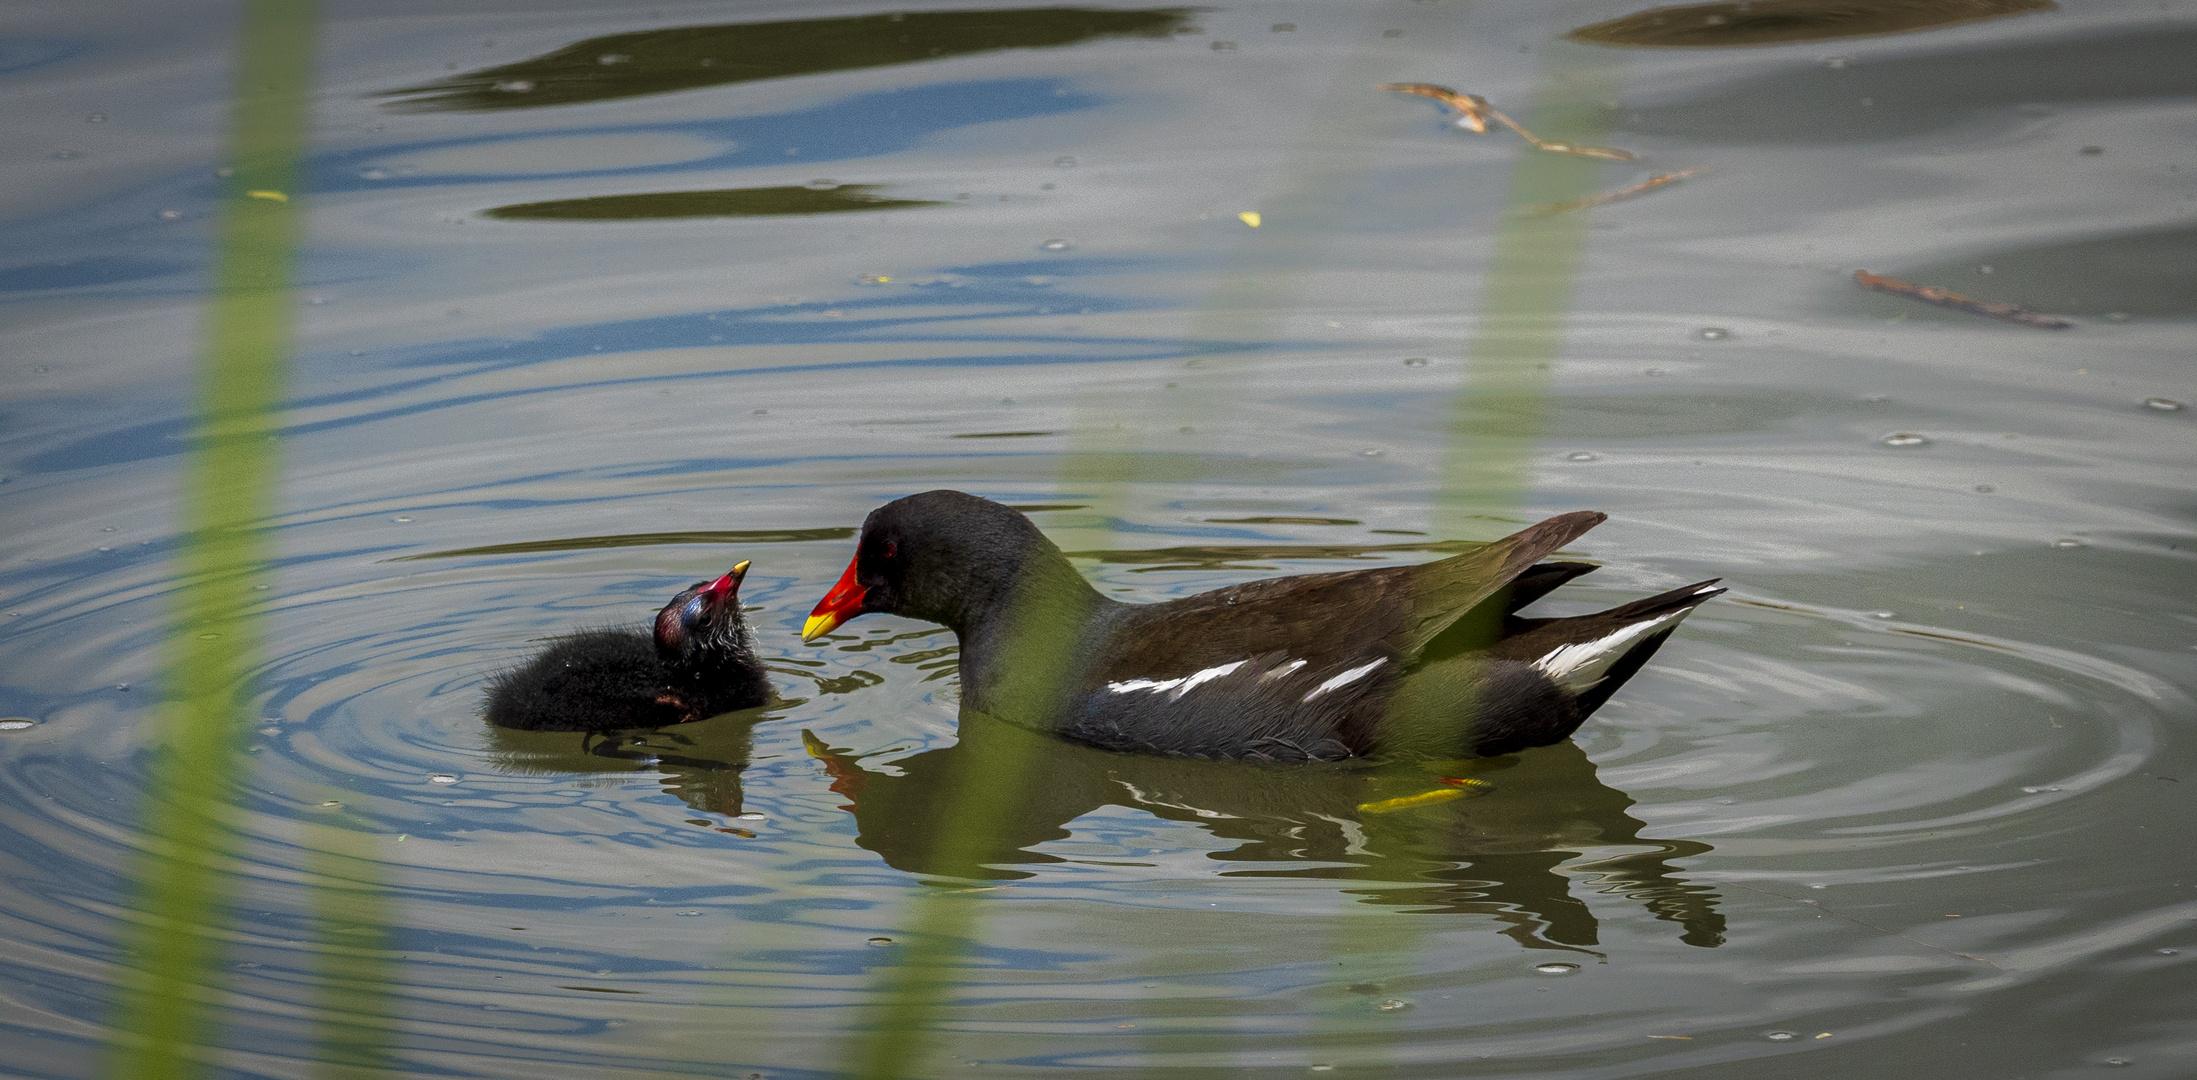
[245,189,288,202]
[396,834,407,841]
[1238,211,1261,227]
[1358,787,1467,814]
[1815,1033,1833,1039]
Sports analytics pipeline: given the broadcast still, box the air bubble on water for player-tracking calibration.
[493,80,533,93]
[676,910,702,916]
[868,936,894,946]
[359,168,390,180]
[2052,538,2085,549]
[159,209,181,219]
[392,515,414,523]
[598,53,631,64]
[0,719,36,731]
[1695,327,1729,341]
[1039,238,1073,251]
[1567,451,1598,462]
[259,727,281,736]
[1880,433,1930,447]
[317,800,341,808]
[2158,949,2179,956]
[1822,55,1848,68]
[1375,998,1411,1011]
[2021,786,2062,794]
[2145,397,2185,411]
[1764,1031,1796,1042]
[734,812,766,821]
[1535,963,1578,975]
[1869,611,1894,619]
[1402,357,1429,366]
[428,773,458,785]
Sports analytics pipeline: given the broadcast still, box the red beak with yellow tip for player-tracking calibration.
[705,560,751,601]
[802,558,865,642]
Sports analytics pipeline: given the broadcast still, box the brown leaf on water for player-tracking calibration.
[1854,269,2074,329]
[1527,167,1704,215]
[1379,82,1636,160]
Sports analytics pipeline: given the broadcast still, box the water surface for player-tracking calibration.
[2,0,2193,1076]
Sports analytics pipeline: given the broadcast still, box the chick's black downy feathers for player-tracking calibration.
[485,562,767,732]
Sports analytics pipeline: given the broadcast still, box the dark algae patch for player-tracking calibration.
[484,184,946,221]
[380,7,1196,111]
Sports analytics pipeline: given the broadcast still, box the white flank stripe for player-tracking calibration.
[1532,610,1686,692]
[1107,660,1248,697]
[1169,660,1248,699]
[1302,658,1387,702]
[1260,659,1307,681]
[1107,677,1183,695]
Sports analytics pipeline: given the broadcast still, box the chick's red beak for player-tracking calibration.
[802,558,865,643]
[704,560,750,603]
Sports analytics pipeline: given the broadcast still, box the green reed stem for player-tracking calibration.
[1337,40,1624,1068]
[103,2,318,1077]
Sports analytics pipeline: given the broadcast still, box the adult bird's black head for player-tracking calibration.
[803,489,1068,641]
[485,560,769,732]
[802,491,1723,764]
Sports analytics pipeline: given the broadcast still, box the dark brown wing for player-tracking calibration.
[1088,511,1607,683]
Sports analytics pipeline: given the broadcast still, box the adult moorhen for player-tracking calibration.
[484,561,768,731]
[801,491,1721,762]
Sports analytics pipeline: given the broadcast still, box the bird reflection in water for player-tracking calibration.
[487,706,1726,952]
[483,710,774,824]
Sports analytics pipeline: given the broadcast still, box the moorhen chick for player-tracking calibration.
[801,491,1721,762]
[484,561,768,732]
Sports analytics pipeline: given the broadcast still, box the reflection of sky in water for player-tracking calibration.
[317,78,1099,191]
[1,1,2195,1076]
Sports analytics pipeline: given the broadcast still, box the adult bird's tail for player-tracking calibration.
[1497,579,1725,715]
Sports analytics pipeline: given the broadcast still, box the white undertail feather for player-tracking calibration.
[1532,609,1691,693]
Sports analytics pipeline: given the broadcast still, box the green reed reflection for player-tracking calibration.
[103,1,318,1077]
[381,7,1194,112]
[832,26,1640,1076]
[303,824,401,1079]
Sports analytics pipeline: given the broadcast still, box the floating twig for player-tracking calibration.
[1527,167,1703,216]
[1853,270,2073,330]
[1379,82,1635,161]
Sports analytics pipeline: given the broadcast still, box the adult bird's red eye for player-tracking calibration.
[884,541,898,559]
